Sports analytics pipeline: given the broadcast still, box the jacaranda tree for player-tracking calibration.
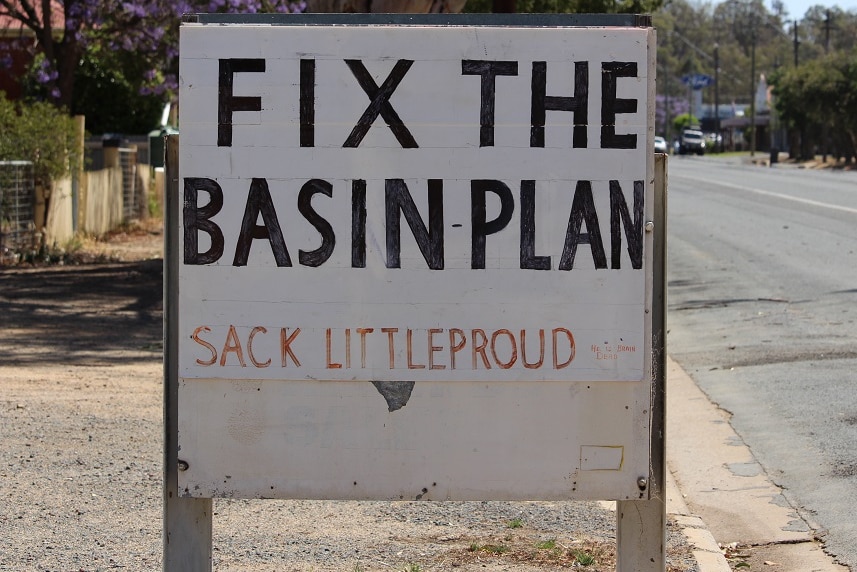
[0,1,306,114]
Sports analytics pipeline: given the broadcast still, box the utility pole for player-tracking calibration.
[792,20,802,159]
[714,43,721,153]
[749,18,757,157]
[793,20,799,66]
[822,10,830,162]
[665,33,671,144]
[665,58,671,143]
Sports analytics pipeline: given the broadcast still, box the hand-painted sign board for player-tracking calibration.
[175,14,656,501]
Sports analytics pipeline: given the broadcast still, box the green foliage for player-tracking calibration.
[0,93,80,185]
[673,113,700,132]
[506,517,524,528]
[536,538,557,550]
[70,46,167,135]
[22,47,165,134]
[800,6,857,54]
[572,548,596,566]
[463,0,664,14]
[469,542,510,554]
[773,50,857,160]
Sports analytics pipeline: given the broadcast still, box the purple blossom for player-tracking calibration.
[34,60,58,84]
[122,2,148,17]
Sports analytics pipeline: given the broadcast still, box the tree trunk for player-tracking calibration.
[31,0,80,111]
[55,39,80,110]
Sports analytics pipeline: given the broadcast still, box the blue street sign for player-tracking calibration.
[681,73,714,90]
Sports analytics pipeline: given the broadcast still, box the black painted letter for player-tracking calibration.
[233,178,291,267]
[183,178,225,265]
[344,60,417,148]
[298,179,335,267]
[520,180,551,270]
[300,59,315,147]
[471,180,514,270]
[531,61,588,148]
[559,180,607,270]
[461,60,518,147]
[351,179,367,268]
[601,62,638,149]
[385,179,444,269]
[218,58,265,147]
[609,180,644,269]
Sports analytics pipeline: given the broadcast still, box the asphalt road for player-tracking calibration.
[665,155,857,569]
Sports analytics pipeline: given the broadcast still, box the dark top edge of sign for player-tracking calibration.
[183,13,652,28]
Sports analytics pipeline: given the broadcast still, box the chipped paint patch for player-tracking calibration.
[371,381,415,412]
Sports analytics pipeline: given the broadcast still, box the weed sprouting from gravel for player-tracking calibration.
[454,532,615,569]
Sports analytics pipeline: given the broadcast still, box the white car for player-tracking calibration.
[654,136,668,154]
[679,129,706,155]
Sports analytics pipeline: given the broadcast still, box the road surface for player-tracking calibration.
[666,155,857,569]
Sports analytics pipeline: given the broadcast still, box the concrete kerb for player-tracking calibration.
[666,467,732,572]
[665,357,847,572]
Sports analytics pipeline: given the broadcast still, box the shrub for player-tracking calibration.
[672,112,701,133]
[0,93,81,187]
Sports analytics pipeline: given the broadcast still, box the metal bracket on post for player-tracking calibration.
[163,134,213,572]
[616,153,667,572]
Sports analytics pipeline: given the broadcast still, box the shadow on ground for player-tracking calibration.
[0,260,163,366]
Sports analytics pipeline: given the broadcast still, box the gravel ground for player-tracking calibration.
[0,222,699,571]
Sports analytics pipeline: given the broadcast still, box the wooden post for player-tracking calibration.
[33,184,46,235]
[103,144,120,169]
[163,135,213,571]
[73,115,85,231]
[616,153,667,572]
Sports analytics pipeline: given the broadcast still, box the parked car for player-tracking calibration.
[654,136,668,154]
[678,129,705,155]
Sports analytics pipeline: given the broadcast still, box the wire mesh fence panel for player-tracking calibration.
[120,148,138,222]
[0,161,35,256]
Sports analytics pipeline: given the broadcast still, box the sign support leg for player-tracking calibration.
[617,497,666,571]
[616,154,667,572]
[163,135,213,571]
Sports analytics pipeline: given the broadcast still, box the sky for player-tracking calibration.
[777,0,857,19]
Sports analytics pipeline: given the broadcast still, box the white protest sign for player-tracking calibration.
[177,17,655,501]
